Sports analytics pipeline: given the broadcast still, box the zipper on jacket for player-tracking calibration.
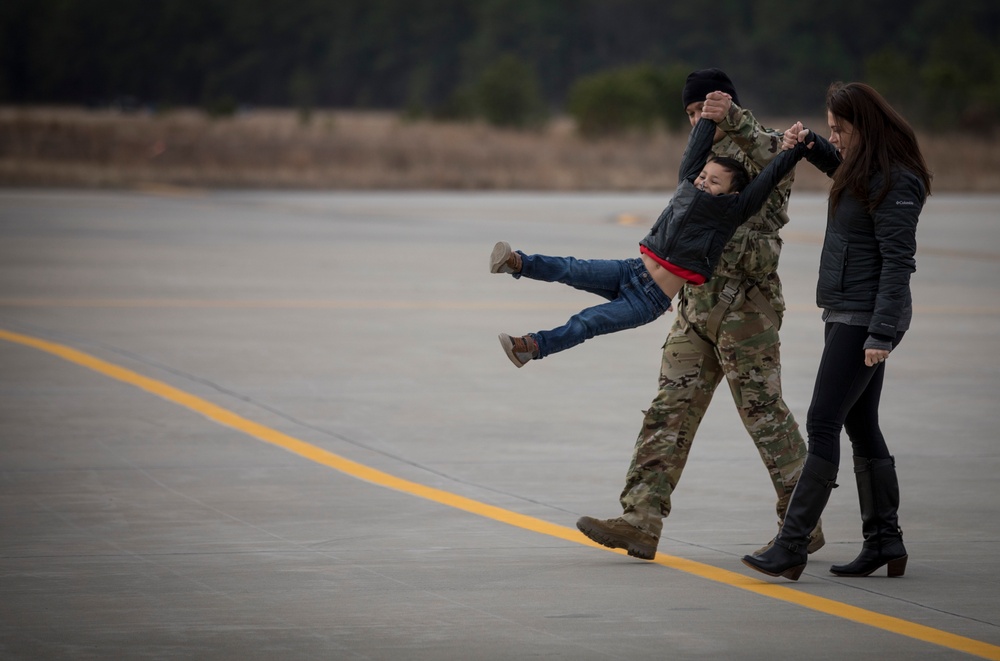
[840,246,849,290]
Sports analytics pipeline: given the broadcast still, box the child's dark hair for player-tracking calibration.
[708,155,750,193]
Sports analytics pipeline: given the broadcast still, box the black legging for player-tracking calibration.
[805,322,904,464]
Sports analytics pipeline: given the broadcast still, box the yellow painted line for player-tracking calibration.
[615,213,644,226]
[2,299,999,316]
[1,326,998,660]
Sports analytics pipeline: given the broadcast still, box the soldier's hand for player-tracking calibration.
[781,122,804,150]
[701,91,732,122]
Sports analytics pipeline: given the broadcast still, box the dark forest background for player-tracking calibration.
[2,0,999,132]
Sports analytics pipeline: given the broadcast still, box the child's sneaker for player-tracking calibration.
[490,241,522,274]
[499,333,537,367]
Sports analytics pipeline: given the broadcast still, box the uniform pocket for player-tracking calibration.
[741,232,782,276]
[659,332,706,393]
[716,228,782,278]
[724,324,782,410]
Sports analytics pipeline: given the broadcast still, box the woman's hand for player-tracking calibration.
[700,91,732,122]
[781,121,807,150]
[865,348,890,367]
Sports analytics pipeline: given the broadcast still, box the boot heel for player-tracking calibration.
[887,555,907,577]
[781,564,806,581]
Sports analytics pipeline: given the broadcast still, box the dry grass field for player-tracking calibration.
[1,106,998,192]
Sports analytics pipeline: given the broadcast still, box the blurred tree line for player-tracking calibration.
[1,0,998,133]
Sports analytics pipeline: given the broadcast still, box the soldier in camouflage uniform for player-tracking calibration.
[577,69,824,560]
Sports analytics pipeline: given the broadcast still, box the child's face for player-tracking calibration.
[695,161,735,195]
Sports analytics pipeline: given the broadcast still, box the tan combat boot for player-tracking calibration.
[576,516,659,560]
[753,520,826,556]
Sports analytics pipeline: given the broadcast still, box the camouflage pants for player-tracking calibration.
[619,276,807,537]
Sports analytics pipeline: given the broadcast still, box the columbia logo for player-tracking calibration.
[896,200,914,206]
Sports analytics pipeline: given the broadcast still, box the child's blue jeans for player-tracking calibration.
[515,253,673,359]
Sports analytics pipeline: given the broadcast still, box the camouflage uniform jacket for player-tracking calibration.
[676,103,794,341]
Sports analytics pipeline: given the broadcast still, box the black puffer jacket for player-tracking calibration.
[640,118,806,280]
[804,132,925,338]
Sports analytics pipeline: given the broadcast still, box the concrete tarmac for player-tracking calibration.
[1,189,998,660]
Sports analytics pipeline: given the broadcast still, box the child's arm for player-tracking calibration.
[735,142,810,221]
[677,118,718,185]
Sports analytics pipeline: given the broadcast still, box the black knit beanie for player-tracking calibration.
[682,68,740,108]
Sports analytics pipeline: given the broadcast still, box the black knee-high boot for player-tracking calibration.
[830,456,907,577]
[742,454,838,581]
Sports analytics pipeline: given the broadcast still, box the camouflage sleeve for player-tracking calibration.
[717,103,786,173]
[708,102,795,277]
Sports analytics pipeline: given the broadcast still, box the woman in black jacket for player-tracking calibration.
[742,82,932,581]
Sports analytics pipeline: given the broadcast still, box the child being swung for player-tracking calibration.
[493,96,808,367]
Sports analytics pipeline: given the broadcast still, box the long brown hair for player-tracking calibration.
[826,82,932,213]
